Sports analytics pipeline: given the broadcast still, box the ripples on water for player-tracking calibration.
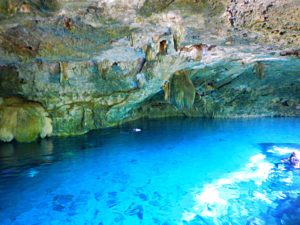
[0,118,300,225]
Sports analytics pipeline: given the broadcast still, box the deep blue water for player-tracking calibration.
[0,118,300,225]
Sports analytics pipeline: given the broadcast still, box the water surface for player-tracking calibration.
[1,118,300,225]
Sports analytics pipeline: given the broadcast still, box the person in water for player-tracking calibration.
[281,152,300,168]
[289,152,300,168]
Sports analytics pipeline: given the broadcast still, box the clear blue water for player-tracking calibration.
[1,118,300,225]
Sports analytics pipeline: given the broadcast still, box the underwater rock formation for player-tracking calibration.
[0,97,52,142]
[0,0,299,142]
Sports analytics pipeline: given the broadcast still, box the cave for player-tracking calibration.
[0,1,300,224]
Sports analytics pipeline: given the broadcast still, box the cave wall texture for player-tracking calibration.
[0,0,299,142]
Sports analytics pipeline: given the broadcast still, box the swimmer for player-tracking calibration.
[281,152,300,168]
[132,128,142,132]
[289,152,300,168]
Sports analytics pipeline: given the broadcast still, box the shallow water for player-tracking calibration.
[1,118,300,225]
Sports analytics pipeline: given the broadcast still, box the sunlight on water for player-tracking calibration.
[267,146,300,155]
[0,118,300,225]
[183,153,275,224]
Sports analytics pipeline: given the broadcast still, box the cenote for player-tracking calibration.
[1,0,300,225]
[1,118,300,225]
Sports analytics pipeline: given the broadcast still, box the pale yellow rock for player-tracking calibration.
[0,97,53,142]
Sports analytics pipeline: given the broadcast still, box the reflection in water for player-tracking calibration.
[0,139,54,177]
[0,144,15,157]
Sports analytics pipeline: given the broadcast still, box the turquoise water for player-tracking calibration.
[0,118,300,225]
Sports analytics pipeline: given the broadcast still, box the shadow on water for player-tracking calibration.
[2,138,106,171]
[0,133,106,177]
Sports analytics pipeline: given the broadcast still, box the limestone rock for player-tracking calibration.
[0,97,52,142]
[0,0,299,142]
[170,71,195,110]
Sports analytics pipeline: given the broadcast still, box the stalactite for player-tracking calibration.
[254,62,265,79]
[59,62,69,84]
[170,71,195,110]
[162,81,170,102]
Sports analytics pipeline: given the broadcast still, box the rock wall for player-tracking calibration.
[225,0,300,47]
[133,58,300,119]
[0,0,299,142]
